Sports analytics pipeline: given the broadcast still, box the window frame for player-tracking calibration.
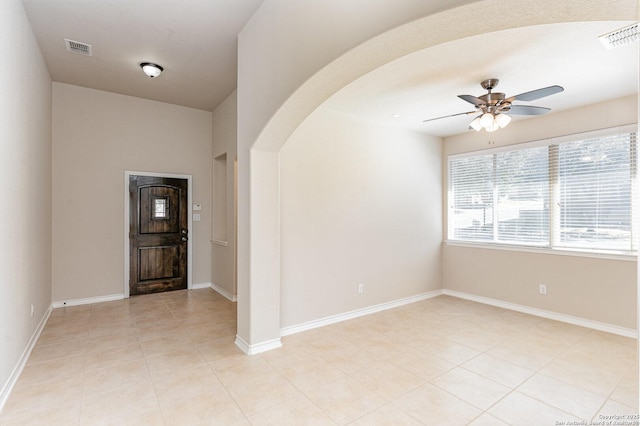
[446,124,638,259]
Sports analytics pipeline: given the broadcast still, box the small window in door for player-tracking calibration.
[153,197,169,219]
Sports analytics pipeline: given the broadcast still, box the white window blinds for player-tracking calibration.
[557,133,635,251]
[449,154,494,242]
[448,129,637,253]
[495,146,549,244]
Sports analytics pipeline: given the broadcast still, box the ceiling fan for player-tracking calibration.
[423,79,564,132]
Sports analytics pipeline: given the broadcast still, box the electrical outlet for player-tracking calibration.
[539,284,547,295]
[358,283,364,294]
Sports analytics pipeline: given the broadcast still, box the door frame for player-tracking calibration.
[124,171,193,298]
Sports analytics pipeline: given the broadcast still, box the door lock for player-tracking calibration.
[181,236,188,242]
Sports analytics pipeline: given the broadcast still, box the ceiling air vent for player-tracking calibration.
[64,39,92,56]
[599,22,639,49]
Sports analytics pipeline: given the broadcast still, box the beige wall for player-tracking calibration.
[52,83,212,302]
[280,107,442,327]
[211,91,237,297]
[444,245,637,329]
[236,0,639,349]
[442,96,639,329]
[237,0,473,149]
[0,0,52,403]
[236,0,474,348]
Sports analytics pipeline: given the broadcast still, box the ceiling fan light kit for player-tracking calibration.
[494,112,512,128]
[423,78,563,133]
[470,112,512,132]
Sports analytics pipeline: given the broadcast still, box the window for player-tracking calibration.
[449,154,494,242]
[448,128,637,254]
[557,133,634,251]
[153,197,168,219]
[496,146,549,244]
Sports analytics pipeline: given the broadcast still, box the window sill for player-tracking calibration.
[444,240,637,262]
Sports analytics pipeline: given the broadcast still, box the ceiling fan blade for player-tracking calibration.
[507,85,564,102]
[423,111,477,123]
[457,94,486,106]
[507,105,551,115]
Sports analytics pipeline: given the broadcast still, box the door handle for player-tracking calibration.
[181,236,188,242]
[181,229,188,234]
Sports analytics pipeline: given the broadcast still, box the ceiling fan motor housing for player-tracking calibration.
[478,97,513,116]
[478,79,511,113]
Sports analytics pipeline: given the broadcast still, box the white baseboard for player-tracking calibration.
[235,335,282,355]
[443,289,637,339]
[50,284,238,307]
[211,282,237,302]
[0,304,53,413]
[191,282,212,290]
[52,293,125,308]
[280,290,444,337]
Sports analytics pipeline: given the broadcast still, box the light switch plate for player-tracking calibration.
[193,214,201,221]
[193,204,202,211]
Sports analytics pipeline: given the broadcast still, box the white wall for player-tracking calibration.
[52,83,212,302]
[211,91,237,298]
[280,107,442,327]
[442,96,639,330]
[0,0,52,406]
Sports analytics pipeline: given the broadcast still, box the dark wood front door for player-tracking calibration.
[129,175,188,295]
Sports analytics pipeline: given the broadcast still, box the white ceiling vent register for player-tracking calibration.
[599,23,639,49]
[64,39,92,56]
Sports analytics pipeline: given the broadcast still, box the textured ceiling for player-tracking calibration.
[325,21,639,137]
[21,1,638,136]
[22,0,264,111]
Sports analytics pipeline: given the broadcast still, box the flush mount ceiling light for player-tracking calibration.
[140,62,163,78]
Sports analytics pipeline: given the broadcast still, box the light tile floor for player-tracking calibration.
[0,289,637,425]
